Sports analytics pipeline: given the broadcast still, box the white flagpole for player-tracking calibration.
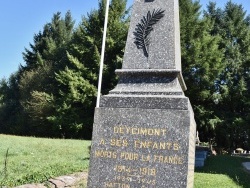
[96,0,110,108]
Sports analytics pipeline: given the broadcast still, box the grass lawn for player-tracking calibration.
[195,155,250,188]
[1,134,250,187]
[0,134,91,187]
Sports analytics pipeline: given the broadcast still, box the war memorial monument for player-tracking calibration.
[87,0,196,187]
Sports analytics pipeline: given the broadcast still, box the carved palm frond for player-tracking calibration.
[134,9,165,57]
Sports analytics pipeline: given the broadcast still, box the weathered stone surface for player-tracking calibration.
[100,95,189,110]
[109,69,186,95]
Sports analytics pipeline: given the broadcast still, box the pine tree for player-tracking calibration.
[17,12,75,137]
[179,0,224,141]
[48,53,97,138]
[22,11,74,71]
[68,0,129,93]
[0,74,25,135]
[205,1,250,149]
[51,0,130,138]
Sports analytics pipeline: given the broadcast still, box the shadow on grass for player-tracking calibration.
[195,155,250,188]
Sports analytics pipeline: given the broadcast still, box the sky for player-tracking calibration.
[0,0,249,79]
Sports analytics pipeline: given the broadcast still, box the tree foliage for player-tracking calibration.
[204,1,250,149]
[0,0,129,139]
[48,0,129,138]
[0,0,250,150]
[180,0,224,141]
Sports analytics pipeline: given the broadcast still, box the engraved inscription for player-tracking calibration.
[111,139,129,147]
[91,122,187,187]
[94,150,117,159]
[94,149,184,165]
[113,165,157,187]
[153,155,184,164]
[104,182,130,188]
[114,126,167,136]
[134,140,180,150]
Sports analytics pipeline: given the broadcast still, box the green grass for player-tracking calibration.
[195,155,250,188]
[0,134,91,187]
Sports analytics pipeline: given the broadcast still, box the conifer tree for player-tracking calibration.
[179,0,224,141]
[51,0,130,138]
[18,12,75,137]
[0,74,24,135]
[205,2,250,149]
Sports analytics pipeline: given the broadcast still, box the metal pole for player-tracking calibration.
[96,0,110,108]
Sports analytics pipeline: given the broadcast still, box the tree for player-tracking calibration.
[179,0,224,142]
[18,63,57,137]
[16,12,75,137]
[22,11,74,71]
[71,0,130,91]
[0,1,130,138]
[0,73,25,135]
[205,1,250,149]
[48,53,97,138]
[51,0,130,138]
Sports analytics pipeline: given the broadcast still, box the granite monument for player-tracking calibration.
[87,0,196,187]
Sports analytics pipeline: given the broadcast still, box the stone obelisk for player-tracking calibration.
[87,0,196,187]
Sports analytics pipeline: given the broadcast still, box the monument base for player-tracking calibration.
[87,0,197,186]
[88,97,196,188]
